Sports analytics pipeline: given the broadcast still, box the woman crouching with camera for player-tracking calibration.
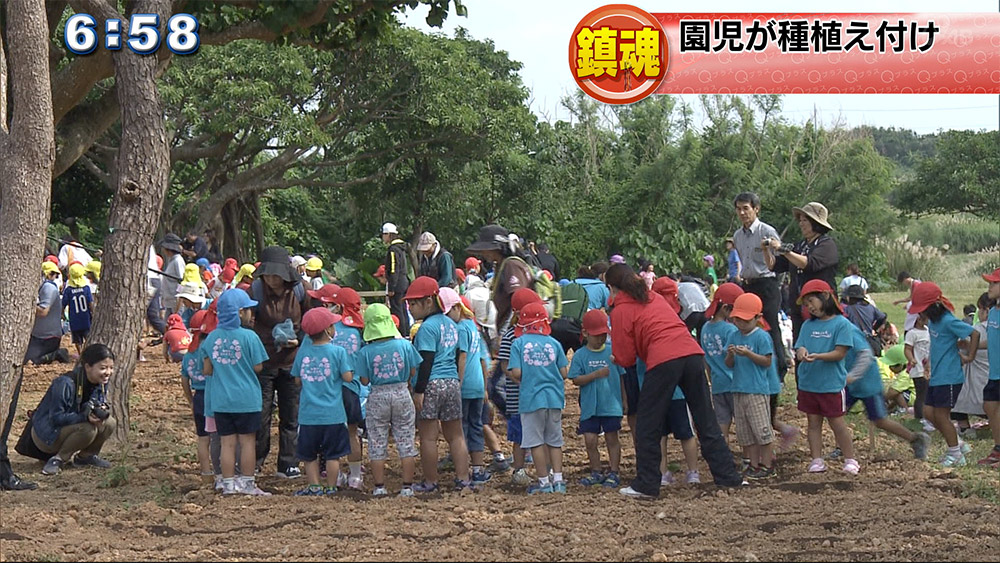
[30,343,116,475]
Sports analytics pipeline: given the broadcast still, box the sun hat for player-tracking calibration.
[465,224,510,253]
[792,202,833,230]
[514,302,551,337]
[159,233,184,253]
[706,282,744,318]
[404,276,439,301]
[582,309,610,336]
[176,283,207,304]
[254,246,297,282]
[417,232,438,252]
[883,344,906,367]
[301,307,341,336]
[730,293,763,321]
[42,262,60,276]
[307,283,341,303]
[67,263,88,288]
[381,222,398,235]
[363,303,400,341]
[908,281,954,314]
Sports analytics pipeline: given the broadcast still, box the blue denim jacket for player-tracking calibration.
[31,372,107,446]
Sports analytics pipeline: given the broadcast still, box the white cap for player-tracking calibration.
[290,255,307,268]
[381,222,398,235]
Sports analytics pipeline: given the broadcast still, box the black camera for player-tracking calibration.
[84,400,111,421]
[776,243,795,255]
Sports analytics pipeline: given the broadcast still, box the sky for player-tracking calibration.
[401,0,999,134]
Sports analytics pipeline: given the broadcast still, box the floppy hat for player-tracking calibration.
[793,202,833,230]
[908,281,954,314]
[796,279,837,305]
[381,222,398,235]
[254,246,297,282]
[706,282,744,318]
[514,302,551,337]
[307,283,341,303]
[465,224,510,253]
[305,257,323,271]
[176,283,207,304]
[363,303,400,341]
[301,307,341,336]
[159,233,184,253]
[404,276,439,300]
[417,232,438,252]
[730,293,763,321]
[582,309,610,336]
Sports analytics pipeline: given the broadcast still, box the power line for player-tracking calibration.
[780,105,997,113]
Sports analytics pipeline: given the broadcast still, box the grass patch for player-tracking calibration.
[152,483,178,507]
[98,449,135,489]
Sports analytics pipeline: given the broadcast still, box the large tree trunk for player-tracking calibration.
[86,0,171,442]
[0,0,55,431]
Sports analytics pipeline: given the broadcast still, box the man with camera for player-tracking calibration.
[24,344,117,476]
[732,192,787,379]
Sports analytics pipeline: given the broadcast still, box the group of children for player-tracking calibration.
[153,243,1000,497]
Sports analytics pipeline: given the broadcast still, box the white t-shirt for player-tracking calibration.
[904,326,930,379]
[58,243,93,269]
[838,274,869,294]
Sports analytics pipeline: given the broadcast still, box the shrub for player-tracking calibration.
[877,234,945,283]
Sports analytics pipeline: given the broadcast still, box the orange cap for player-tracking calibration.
[730,293,763,321]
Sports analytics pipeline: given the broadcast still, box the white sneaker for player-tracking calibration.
[511,468,532,486]
[214,475,223,491]
[348,475,364,490]
[221,478,239,495]
[372,486,389,497]
[921,419,936,433]
[398,487,414,498]
[619,486,655,499]
[336,472,348,488]
[237,477,272,496]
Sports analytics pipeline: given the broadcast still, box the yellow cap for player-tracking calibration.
[68,263,88,287]
[305,257,323,271]
[42,262,60,276]
[85,260,101,280]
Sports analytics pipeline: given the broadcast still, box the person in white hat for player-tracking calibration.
[416,231,455,289]
[381,222,410,335]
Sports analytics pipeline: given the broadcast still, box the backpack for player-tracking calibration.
[550,281,587,353]
[496,256,562,318]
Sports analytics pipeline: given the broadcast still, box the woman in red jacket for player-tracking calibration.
[606,264,743,497]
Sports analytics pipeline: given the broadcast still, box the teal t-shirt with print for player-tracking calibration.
[181,342,208,391]
[331,322,363,395]
[355,338,422,387]
[291,339,351,425]
[413,312,460,381]
[701,320,738,394]
[204,327,269,413]
[794,315,855,393]
[845,325,883,399]
[726,328,773,395]
[568,343,624,421]
[458,319,487,399]
[928,311,975,386]
[509,333,568,413]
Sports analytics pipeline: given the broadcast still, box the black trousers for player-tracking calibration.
[389,293,409,336]
[0,371,24,463]
[24,336,60,365]
[630,355,742,495]
[742,277,787,379]
[255,367,300,472]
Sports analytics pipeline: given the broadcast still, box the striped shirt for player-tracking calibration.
[732,218,780,280]
[498,326,520,413]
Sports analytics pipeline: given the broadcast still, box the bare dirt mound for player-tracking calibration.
[2,341,998,561]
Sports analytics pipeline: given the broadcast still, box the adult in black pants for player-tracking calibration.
[1,371,37,490]
[382,222,410,336]
[605,264,742,498]
[732,192,787,379]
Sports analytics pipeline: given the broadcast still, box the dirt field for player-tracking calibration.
[2,340,998,562]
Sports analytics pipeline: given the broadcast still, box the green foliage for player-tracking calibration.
[876,234,946,284]
[99,463,134,489]
[860,126,938,173]
[895,130,1000,220]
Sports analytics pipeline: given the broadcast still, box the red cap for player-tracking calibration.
[730,293,763,321]
[511,288,542,312]
[44,255,58,265]
[332,287,361,310]
[156,255,164,270]
[189,310,208,333]
[221,265,237,284]
[464,256,481,270]
[582,309,609,335]
[908,281,954,314]
[307,283,341,304]
[301,307,341,336]
[514,302,550,337]
[796,279,836,305]
[404,276,439,300]
[373,264,386,278]
[455,268,466,283]
[982,268,1000,283]
[651,276,680,314]
[167,313,186,329]
[391,314,400,329]
[706,282,745,318]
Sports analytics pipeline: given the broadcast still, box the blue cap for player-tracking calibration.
[195,257,211,269]
[216,289,258,315]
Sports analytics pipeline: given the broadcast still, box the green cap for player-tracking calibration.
[363,303,400,342]
[883,344,906,367]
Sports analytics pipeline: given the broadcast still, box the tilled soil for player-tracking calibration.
[2,341,998,561]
